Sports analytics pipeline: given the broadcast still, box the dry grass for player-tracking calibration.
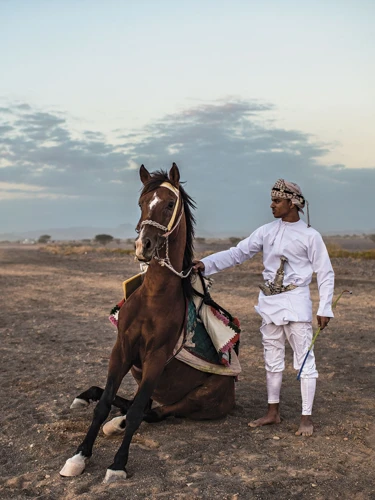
[1,245,374,499]
[326,243,375,259]
[42,245,135,256]
[41,242,375,259]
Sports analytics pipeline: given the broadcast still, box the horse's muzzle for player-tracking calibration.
[135,233,155,262]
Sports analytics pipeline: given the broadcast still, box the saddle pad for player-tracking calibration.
[184,300,221,364]
[122,272,146,300]
[109,270,242,374]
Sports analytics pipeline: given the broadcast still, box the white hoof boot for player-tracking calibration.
[103,469,128,484]
[70,398,89,409]
[103,416,126,436]
[60,452,87,477]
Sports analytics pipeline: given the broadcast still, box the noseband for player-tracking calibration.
[139,182,192,279]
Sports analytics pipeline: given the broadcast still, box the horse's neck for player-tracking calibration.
[143,265,183,295]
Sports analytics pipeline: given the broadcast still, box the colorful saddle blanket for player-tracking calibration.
[109,272,241,376]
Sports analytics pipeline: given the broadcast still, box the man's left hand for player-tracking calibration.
[317,316,331,330]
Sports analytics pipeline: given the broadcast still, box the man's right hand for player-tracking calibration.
[317,316,330,330]
[192,260,205,273]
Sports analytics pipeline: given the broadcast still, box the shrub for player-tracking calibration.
[94,234,114,246]
[38,234,51,244]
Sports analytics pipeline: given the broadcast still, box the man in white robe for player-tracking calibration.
[193,179,334,436]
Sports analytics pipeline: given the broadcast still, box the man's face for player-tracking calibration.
[270,197,294,218]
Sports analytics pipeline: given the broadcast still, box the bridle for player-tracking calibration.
[139,182,193,279]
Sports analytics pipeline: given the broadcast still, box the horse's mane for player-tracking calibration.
[141,170,196,300]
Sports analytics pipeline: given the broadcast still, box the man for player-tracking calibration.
[193,179,334,436]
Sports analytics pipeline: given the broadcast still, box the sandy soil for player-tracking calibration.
[0,245,374,500]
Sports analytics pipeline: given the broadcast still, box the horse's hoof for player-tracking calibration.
[103,468,128,484]
[60,453,87,477]
[103,416,126,436]
[70,398,89,409]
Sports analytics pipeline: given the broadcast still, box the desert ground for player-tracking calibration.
[0,240,374,500]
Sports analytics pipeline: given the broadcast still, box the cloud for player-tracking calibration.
[0,182,45,191]
[0,191,77,200]
[0,181,78,201]
[0,104,135,200]
[0,99,374,234]
[14,103,32,111]
[121,99,375,234]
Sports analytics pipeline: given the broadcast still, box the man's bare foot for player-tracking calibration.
[248,403,281,428]
[295,415,314,436]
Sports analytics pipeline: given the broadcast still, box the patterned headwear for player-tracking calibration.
[271,179,310,227]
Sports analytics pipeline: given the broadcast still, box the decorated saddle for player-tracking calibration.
[109,269,241,377]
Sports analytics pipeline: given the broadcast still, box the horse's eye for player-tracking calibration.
[168,201,175,209]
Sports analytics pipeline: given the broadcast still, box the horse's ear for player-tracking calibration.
[139,164,151,185]
[169,162,180,188]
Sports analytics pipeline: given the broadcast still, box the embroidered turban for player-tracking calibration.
[271,179,306,213]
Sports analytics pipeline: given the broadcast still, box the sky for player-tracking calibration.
[1,0,374,237]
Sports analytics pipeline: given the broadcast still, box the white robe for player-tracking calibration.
[201,219,334,326]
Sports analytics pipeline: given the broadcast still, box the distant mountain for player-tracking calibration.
[0,223,135,242]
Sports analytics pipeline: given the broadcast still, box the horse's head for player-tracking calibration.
[135,163,183,262]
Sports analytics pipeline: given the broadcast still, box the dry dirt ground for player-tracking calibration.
[1,244,374,500]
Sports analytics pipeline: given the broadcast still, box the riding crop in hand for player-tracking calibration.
[296,290,352,381]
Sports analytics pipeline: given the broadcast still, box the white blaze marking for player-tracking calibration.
[149,193,161,210]
[135,228,145,258]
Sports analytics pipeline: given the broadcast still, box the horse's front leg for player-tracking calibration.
[60,342,131,477]
[103,352,167,483]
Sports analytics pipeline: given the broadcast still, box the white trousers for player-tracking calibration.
[261,321,318,415]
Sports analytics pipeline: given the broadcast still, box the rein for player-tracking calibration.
[194,271,234,322]
[140,182,193,279]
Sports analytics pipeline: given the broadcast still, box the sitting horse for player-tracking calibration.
[60,163,237,483]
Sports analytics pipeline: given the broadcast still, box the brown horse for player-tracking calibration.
[60,163,236,483]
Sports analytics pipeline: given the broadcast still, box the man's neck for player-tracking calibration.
[281,214,300,223]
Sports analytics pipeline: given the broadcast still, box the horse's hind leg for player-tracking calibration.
[144,375,235,422]
[71,386,133,414]
[70,386,104,408]
[60,344,130,478]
